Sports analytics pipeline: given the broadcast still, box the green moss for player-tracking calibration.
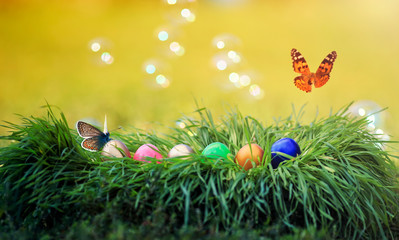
[1,104,398,239]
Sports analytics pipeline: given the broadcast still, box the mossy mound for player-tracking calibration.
[1,105,398,239]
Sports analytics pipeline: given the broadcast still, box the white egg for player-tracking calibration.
[102,140,131,158]
[168,144,194,158]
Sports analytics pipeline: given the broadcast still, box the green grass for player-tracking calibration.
[1,104,398,239]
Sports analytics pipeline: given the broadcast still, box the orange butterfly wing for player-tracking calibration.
[294,76,312,93]
[314,51,337,88]
[291,48,312,92]
[291,48,311,74]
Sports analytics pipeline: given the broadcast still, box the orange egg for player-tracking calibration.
[235,143,264,170]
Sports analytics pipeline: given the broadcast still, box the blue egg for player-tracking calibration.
[271,138,301,169]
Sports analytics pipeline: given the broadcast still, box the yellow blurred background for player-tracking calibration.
[1,0,398,152]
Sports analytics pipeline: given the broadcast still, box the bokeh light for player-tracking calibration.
[169,42,180,52]
[169,41,185,56]
[154,25,180,44]
[88,38,110,52]
[239,74,251,87]
[145,64,156,74]
[166,0,177,5]
[227,50,241,63]
[143,62,172,89]
[249,84,264,100]
[90,42,101,52]
[229,72,240,83]
[176,120,186,129]
[155,74,171,88]
[162,0,198,25]
[216,60,227,71]
[211,32,261,99]
[175,47,185,56]
[101,52,114,65]
[142,59,172,90]
[216,41,225,49]
[348,100,387,131]
[212,51,242,71]
[143,62,157,75]
[358,108,366,116]
[211,34,245,90]
[212,34,241,50]
[347,100,390,147]
[88,38,114,66]
[375,129,390,141]
[181,8,190,17]
[158,30,169,41]
[180,8,196,22]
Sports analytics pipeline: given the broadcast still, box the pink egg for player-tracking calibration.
[133,144,163,163]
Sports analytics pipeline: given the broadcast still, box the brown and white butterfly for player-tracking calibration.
[291,48,337,93]
[76,116,110,152]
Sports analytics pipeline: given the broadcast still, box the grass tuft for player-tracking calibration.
[1,103,398,239]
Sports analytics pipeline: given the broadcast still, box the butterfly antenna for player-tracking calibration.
[104,115,108,134]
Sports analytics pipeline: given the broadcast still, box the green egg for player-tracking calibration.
[201,142,231,160]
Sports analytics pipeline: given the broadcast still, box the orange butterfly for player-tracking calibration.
[291,48,337,93]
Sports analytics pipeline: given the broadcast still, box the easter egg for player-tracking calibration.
[201,142,230,160]
[168,144,194,158]
[133,144,163,163]
[271,138,301,168]
[235,143,264,170]
[102,140,132,158]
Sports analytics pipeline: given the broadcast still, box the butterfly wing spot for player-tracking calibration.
[294,76,312,93]
[82,138,99,152]
[316,51,337,75]
[317,61,334,74]
[81,136,109,152]
[293,61,310,74]
[314,75,330,88]
[314,50,337,88]
[291,48,311,74]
